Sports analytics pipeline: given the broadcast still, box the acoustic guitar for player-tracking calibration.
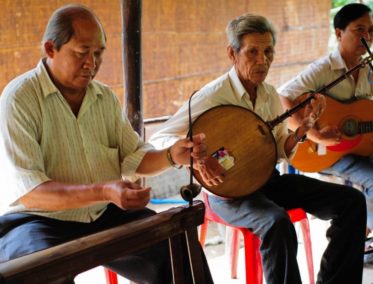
[291,96,373,173]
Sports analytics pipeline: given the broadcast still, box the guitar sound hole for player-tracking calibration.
[341,119,358,137]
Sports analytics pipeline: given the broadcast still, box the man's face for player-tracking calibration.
[337,12,373,57]
[229,32,274,86]
[46,18,106,93]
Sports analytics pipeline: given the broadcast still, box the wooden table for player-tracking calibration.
[0,201,206,284]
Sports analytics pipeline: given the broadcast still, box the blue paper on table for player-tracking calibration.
[150,198,188,204]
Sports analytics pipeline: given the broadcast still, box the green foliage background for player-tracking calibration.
[332,0,373,9]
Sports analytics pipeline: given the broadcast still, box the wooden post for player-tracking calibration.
[121,0,143,137]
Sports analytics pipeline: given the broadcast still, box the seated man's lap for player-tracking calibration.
[0,204,156,262]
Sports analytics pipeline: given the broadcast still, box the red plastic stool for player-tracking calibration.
[104,268,118,284]
[199,192,315,284]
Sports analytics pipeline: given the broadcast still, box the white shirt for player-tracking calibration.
[0,59,153,222]
[278,49,373,101]
[150,67,293,162]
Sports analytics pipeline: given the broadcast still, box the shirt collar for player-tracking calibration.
[228,67,247,100]
[36,58,103,99]
[330,49,349,71]
[36,59,60,98]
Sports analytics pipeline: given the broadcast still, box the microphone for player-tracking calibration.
[180,91,202,206]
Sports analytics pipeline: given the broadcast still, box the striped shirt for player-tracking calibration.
[0,59,153,222]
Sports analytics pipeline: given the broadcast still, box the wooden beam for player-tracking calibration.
[121,0,143,136]
[0,201,206,284]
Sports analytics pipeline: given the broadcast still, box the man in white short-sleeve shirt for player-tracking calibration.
[278,3,373,265]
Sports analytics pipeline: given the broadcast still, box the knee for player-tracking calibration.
[262,210,293,236]
[345,186,366,207]
[342,187,366,216]
[259,210,297,248]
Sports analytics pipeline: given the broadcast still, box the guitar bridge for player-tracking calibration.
[317,144,327,155]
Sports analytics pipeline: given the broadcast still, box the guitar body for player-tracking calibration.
[192,105,277,198]
[292,97,373,172]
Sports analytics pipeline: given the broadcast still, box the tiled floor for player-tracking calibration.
[75,200,373,284]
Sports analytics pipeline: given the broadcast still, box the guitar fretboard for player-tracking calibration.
[359,121,373,134]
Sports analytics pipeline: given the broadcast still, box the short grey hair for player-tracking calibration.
[226,13,276,52]
[41,4,106,53]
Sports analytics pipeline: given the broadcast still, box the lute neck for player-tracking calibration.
[267,55,373,130]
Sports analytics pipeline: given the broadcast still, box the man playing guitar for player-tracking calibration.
[279,3,373,265]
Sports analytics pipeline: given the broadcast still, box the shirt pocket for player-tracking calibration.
[94,144,121,180]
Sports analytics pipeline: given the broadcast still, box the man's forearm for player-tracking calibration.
[136,149,171,175]
[19,181,105,210]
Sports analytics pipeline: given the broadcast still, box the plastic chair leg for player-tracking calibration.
[300,218,315,284]
[242,230,263,284]
[199,218,209,247]
[230,228,240,279]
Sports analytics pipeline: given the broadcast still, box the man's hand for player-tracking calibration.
[315,125,342,146]
[300,94,342,146]
[102,180,150,210]
[300,93,326,132]
[169,132,226,186]
[295,93,341,143]
[169,133,208,165]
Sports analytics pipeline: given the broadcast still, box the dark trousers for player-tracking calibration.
[0,204,213,284]
[209,171,367,284]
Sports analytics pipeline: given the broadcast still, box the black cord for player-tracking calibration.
[180,91,202,206]
[188,91,196,185]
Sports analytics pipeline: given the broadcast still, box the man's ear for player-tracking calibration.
[335,28,342,41]
[44,41,55,58]
[227,45,237,63]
